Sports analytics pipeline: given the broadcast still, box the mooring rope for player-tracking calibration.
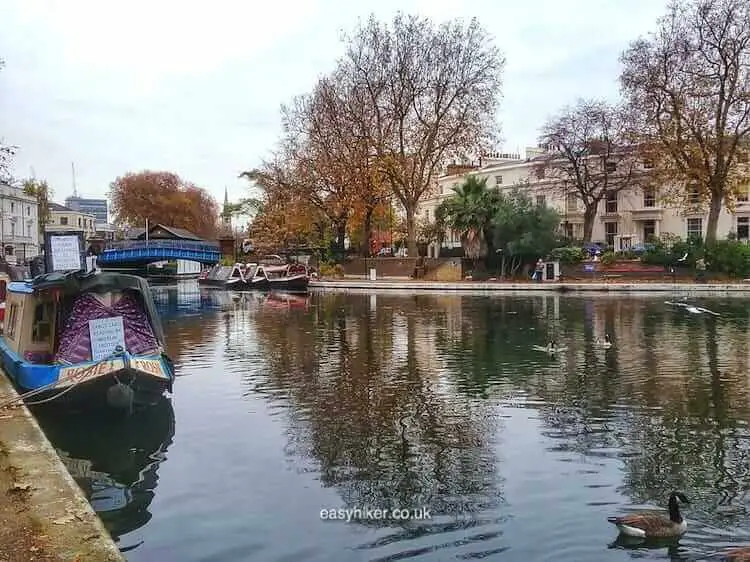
[0,348,127,410]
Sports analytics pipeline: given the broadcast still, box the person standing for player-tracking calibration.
[534,258,544,282]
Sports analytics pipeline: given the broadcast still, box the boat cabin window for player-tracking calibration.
[32,302,55,343]
[6,303,19,340]
[231,267,242,278]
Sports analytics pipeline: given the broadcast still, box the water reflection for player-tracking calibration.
[35,397,175,553]
[37,288,750,560]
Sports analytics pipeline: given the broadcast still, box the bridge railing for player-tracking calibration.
[104,239,221,252]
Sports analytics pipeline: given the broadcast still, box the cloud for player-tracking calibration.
[0,0,667,206]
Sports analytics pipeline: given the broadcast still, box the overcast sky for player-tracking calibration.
[0,0,666,211]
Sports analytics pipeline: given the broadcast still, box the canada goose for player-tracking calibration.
[722,547,750,561]
[594,334,612,348]
[532,341,568,353]
[607,492,690,538]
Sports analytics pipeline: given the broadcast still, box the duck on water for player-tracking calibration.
[607,492,689,538]
[0,269,175,413]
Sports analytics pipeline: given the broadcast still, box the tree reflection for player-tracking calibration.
[244,293,502,525]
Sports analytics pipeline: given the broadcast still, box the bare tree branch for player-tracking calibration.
[620,0,750,244]
[536,99,646,243]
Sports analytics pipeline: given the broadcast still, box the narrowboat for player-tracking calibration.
[199,261,310,293]
[0,270,175,411]
[197,263,250,290]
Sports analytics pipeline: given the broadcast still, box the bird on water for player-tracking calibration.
[606,492,690,539]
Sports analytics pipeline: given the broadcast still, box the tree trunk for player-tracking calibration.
[405,205,418,257]
[332,219,348,261]
[582,204,597,243]
[705,191,723,246]
[360,207,374,257]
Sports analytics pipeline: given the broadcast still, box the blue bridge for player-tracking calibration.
[98,239,222,266]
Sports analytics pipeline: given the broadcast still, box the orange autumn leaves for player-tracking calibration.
[109,171,219,238]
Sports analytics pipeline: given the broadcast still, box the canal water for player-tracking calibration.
[35,284,750,561]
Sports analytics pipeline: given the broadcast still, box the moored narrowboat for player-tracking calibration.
[0,270,175,412]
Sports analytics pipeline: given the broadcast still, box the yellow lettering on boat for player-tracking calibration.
[132,358,164,377]
[60,359,123,383]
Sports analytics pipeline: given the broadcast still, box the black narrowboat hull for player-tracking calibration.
[197,277,251,291]
[250,274,309,293]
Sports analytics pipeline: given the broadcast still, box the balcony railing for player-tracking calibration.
[104,239,220,251]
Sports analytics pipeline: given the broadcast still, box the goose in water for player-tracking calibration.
[532,340,568,353]
[594,334,612,348]
[607,492,690,538]
[665,301,720,316]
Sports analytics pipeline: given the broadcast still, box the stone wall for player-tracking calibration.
[341,257,461,279]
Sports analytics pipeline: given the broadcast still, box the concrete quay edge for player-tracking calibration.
[309,279,750,293]
[0,373,124,561]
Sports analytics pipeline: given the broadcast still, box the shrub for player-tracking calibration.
[549,246,586,264]
[600,251,617,265]
[616,250,639,260]
[704,240,750,279]
[319,263,344,278]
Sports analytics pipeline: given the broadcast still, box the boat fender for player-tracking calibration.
[107,382,135,411]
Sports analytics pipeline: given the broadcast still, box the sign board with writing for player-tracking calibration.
[59,359,124,385]
[44,231,86,273]
[583,264,596,272]
[132,358,167,379]
[88,316,126,361]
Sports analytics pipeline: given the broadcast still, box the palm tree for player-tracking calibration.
[435,176,498,265]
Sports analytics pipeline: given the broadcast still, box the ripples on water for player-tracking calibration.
[36,284,750,561]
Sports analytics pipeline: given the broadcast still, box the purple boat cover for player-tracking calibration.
[54,292,161,364]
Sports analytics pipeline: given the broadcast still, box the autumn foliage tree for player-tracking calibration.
[247,13,504,258]
[109,171,219,238]
[339,14,505,256]
[536,99,645,242]
[620,0,750,244]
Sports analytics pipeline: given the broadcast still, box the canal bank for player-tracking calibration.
[310,278,750,293]
[0,375,123,561]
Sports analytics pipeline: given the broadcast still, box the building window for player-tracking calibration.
[495,175,503,185]
[60,217,68,225]
[536,195,546,207]
[605,191,618,213]
[566,193,578,212]
[78,217,82,227]
[26,206,30,216]
[643,188,656,207]
[738,184,749,203]
[643,158,654,169]
[425,209,430,221]
[643,220,656,241]
[688,185,701,205]
[605,222,618,247]
[738,217,749,240]
[605,161,617,173]
[563,223,573,239]
[32,302,54,343]
[10,202,14,213]
[687,217,703,240]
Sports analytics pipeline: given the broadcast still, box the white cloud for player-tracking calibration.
[0,0,667,206]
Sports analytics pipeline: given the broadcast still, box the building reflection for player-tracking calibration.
[35,397,175,553]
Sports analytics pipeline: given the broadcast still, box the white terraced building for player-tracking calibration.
[417,148,750,259]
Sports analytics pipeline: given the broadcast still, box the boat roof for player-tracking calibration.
[7,271,166,344]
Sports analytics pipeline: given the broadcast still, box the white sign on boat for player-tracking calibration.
[88,316,126,361]
[49,234,83,271]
